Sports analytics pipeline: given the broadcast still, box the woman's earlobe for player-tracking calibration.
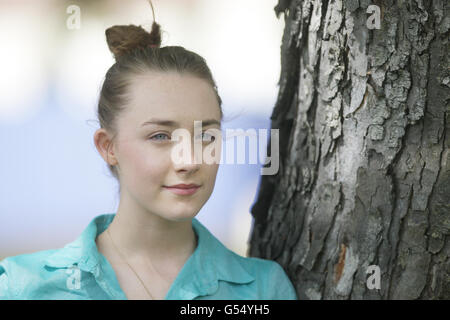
[106,148,118,166]
[105,140,118,166]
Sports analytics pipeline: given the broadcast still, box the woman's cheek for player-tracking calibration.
[140,154,169,178]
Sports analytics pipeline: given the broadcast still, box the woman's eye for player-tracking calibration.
[197,132,215,142]
[150,133,170,141]
[150,132,215,142]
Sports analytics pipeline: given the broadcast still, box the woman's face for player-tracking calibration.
[102,71,222,222]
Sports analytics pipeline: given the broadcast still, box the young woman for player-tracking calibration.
[0,1,297,300]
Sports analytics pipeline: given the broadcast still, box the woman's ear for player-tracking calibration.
[94,128,118,166]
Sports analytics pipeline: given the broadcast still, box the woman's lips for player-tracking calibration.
[163,186,200,195]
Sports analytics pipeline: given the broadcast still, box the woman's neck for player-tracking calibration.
[100,197,198,270]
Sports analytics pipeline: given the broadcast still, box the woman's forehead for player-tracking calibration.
[124,100,221,127]
[126,72,220,117]
[120,100,220,130]
[129,72,216,100]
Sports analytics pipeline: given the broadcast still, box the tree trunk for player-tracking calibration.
[248,0,449,299]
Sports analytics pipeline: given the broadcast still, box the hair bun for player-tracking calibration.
[105,21,161,60]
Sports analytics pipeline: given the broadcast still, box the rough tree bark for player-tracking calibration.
[248,0,449,299]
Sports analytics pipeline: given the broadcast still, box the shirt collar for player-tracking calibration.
[43,213,255,299]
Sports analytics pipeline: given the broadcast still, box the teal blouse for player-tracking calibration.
[0,213,298,300]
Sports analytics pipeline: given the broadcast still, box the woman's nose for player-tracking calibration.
[171,141,203,171]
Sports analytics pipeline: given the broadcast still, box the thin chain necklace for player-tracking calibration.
[106,228,171,300]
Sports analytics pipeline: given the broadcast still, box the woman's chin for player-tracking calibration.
[158,210,198,222]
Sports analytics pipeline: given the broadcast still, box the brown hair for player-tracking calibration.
[97,0,223,184]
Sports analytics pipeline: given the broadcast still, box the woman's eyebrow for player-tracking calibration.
[140,118,221,127]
